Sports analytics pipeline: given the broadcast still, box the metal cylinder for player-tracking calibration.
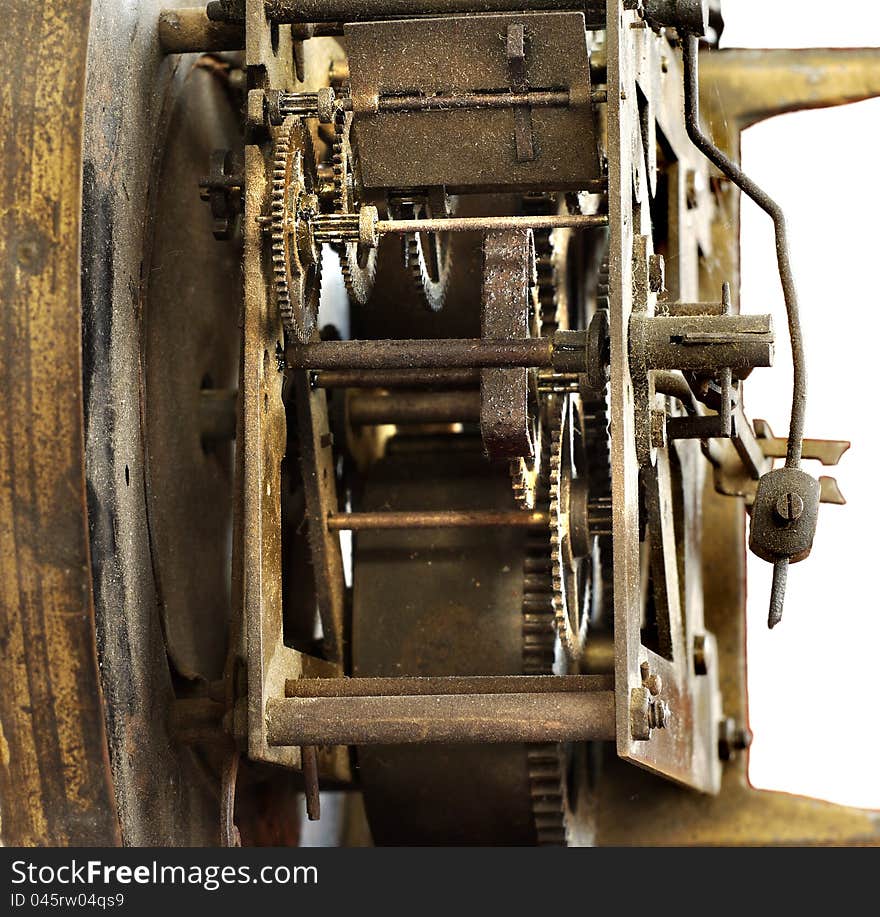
[288,337,554,371]
[631,313,774,374]
[348,390,480,426]
[158,9,244,53]
[266,690,616,746]
[327,509,549,531]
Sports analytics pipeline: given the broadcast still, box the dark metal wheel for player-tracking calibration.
[352,439,595,845]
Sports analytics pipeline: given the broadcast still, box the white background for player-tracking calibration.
[721,1,880,808]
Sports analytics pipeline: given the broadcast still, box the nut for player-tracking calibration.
[648,699,670,730]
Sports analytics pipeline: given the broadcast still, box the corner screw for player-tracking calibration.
[718,717,753,761]
[774,491,804,523]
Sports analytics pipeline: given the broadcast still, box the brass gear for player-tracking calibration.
[331,110,377,306]
[522,410,592,846]
[549,394,589,668]
[271,117,322,343]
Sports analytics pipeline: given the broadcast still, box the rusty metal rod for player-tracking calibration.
[327,509,549,531]
[158,9,244,53]
[375,213,607,235]
[313,368,480,389]
[289,337,554,371]
[348,390,480,426]
[377,90,573,113]
[168,698,230,746]
[266,690,616,746]
[286,674,613,697]
[301,745,321,821]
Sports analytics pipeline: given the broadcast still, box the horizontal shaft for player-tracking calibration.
[312,368,480,388]
[348,390,480,426]
[377,90,573,113]
[159,9,244,53]
[327,509,549,531]
[375,212,608,235]
[289,337,554,371]
[266,690,616,746]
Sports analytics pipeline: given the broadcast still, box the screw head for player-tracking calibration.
[774,491,804,523]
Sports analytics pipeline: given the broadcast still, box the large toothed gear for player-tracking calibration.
[332,109,377,306]
[271,116,322,342]
[549,393,589,668]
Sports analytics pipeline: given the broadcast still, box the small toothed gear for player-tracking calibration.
[548,393,589,668]
[392,197,453,312]
[270,116,322,343]
[331,109,377,306]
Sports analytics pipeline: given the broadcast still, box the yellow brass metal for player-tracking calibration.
[0,0,120,845]
[596,484,880,846]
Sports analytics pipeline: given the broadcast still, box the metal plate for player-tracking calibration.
[347,12,599,191]
[0,0,120,846]
[607,5,721,793]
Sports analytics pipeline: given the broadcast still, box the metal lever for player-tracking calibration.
[680,28,816,628]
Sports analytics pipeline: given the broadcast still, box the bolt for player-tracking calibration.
[774,491,804,523]
[718,717,753,761]
[648,699,670,730]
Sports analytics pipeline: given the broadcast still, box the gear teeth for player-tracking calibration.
[548,396,582,667]
[332,109,377,306]
[270,118,322,342]
[521,407,570,846]
[404,230,451,312]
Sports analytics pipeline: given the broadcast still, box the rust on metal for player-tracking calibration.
[266,690,617,746]
[327,509,549,531]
